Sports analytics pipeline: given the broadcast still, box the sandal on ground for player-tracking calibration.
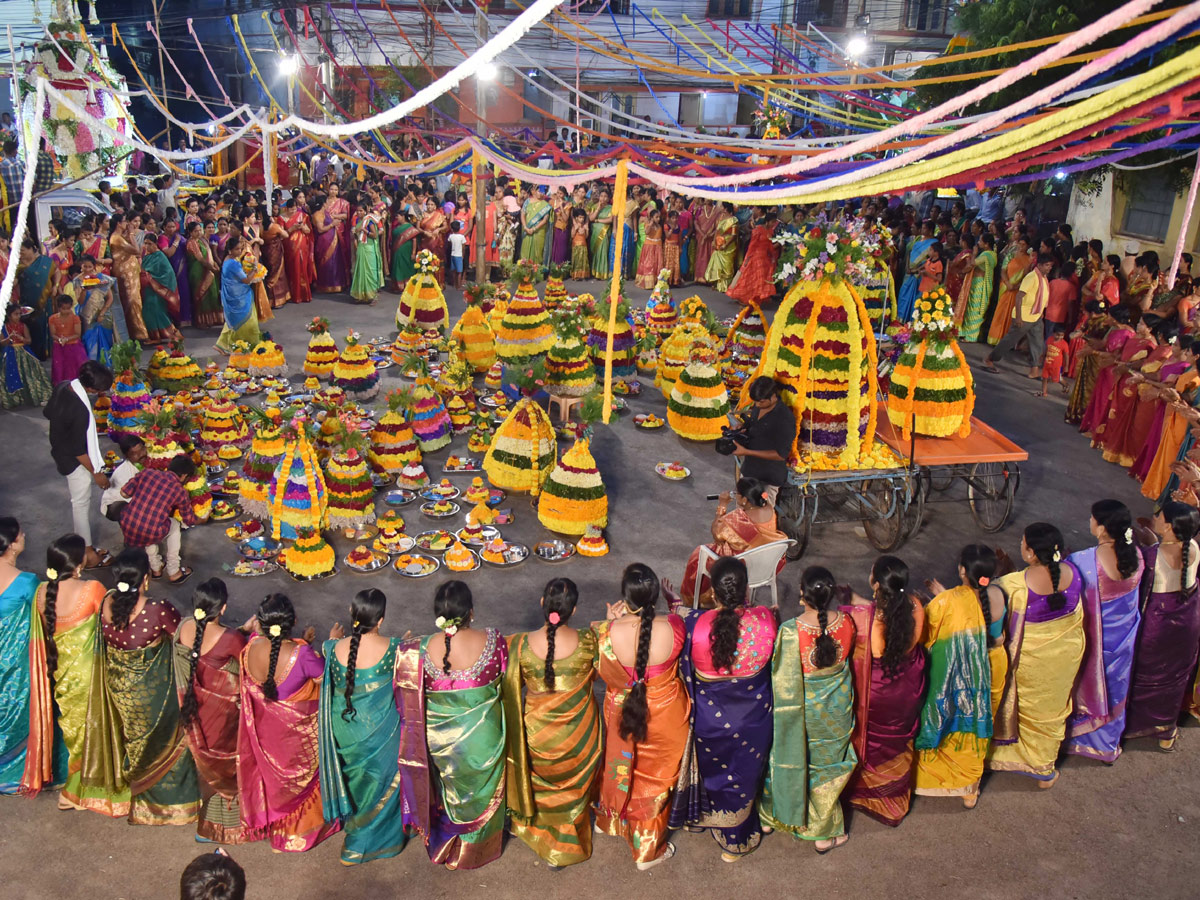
[167,567,194,586]
[962,790,980,810]
[981,363,1001,374]
[85,548,113,569]
[635,842,675,871]
[1037,770,1060,790]
[1159,732,1179,752]
[150,568,164,580]
[721,851,743,863]
[814,834,849,855]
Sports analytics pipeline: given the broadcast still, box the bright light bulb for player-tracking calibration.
[846,37,868,58]
[278,56,299,76]
[478,62,498,82]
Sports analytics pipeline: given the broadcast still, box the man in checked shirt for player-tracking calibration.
[119,454,198,585]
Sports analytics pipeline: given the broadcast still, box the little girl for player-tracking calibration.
[49,294,87,385]
[0,305,52,408]
[570,208,590,281]
[918,242,945,293]
[664,210,682,286]
[497,212,517,271]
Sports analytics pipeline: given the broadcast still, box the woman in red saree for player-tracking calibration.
[261,214,292,309]
[238,593,339,852]
[1074,310,1138,431]
[726,212,779,304]
[282,196,315,304]
[174,578,249,843]
[419,198,450,287]
[1084,317,1156,444]
[842,556,928,827]
[692,199,718,284]
[1102,334,1191,468]
[681,478,786,607]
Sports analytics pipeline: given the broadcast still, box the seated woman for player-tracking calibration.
[395,581,507,870]
[681,477,786,607]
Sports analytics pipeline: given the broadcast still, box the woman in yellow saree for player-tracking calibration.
[502,578,602,868]
[589,189,613,280]
[704,202,739,292]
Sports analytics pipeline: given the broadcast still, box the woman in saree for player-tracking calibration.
[957,233,997,341]
[282,196,316,304]
[260,213,292,308]
[314,185,350,293]
[390,211,419,290]
[681,478,786,607]
[395,581,507,869]
[18,238,58,360]
[896,219,936,322]
[692,199,718,285]
[914,544,1003,809]
[1125,502,1200,750]
[1068,306,1135,427]
[1080,314,1155,439]
[520,190,552,268]
[986,236,1033,345]
[214,237,262,356]
[76,221,112,274]
[670,558,776,861]
[589,189,613,280]
[319,588,408,866]
[39,534,128,814]
[727,212,780,305]
[987,523,1090,788]
[635,208,665,290]
[185,222,222,329]
[419,197,450,286]
[841,556,928,827]
[157,218,192,325]
[595,563,689,870]
[174,578,249,843]
[1082,252,1121,311]
[704,202,739,292]
[1101,327,1190,468]
[502,578,603,868]
[761,566,856,853]
[350,201,385,305]
[100,549,200,824]
[1139,360,1200,501]
[0,306,52,409]
[1063,501,1144,764]
[238,592,339,852]
[138,242,183,346]
[550,189,572,266]
[72,256,118,364]
[0,518,61,796]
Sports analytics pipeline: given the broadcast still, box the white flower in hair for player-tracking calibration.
[1125,528,1134,543]
[116,581,131,592]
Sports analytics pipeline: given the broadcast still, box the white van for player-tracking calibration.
[32,188,111,242]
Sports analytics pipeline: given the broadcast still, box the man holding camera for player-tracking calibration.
[724,376,796,506]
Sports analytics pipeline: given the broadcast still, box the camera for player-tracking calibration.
[715,425,751,456]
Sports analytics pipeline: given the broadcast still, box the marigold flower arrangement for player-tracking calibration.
[772,216,879,286]
[240,407,287,518]
[369,388,422,474]
[149,341,204,392]
[586,294,636,381]
[303,317,339,378]
[483,360,557,496]
[321,419,377,529]
[545,308,596,398]
[656,320,713,396]
[538,392,608,534]
[396,249,449,332]
[267,416,328,541]
[496,260,555,360]
[668,342,730,442]
[107,339,150,440]
[331,330,379,402]
[452,283,498,372]
[544,262,570,310]
[403,355,452,452]
[753,100,792,139]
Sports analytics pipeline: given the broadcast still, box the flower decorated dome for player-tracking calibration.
[576,524,609,557]
[282,528,335,579]
[331,330,379,402]
[443,540,476,572]
[247,340,288,378]
[398,462,429,489]
[395,251,449,332]
[304,317,339,379]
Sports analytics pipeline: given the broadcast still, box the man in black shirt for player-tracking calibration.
[731,376,796,504]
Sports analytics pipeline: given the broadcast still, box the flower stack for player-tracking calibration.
[544,262,570,310]
[281,527,336,579]
[484,360,505,391]
[247,340,288,378]
[267,419,328,541]
[107,340,150,440]
[198,398,250,450]
[435,351,477,412]
[240,408,288,519]
[303,317,339,378]
[668,342,730,441]
[467,410,495,454]
[495,261,555,361]
[646,269,677,340]
[635,331,658,375]
[678,294,711,325]
[545,308,596,398]
[369,388,422,475]
[405,355,452,452]
[452,283,497,373]
[486,289,510,336]
[483,362,557,496]
[322,421,377,530]
[587,294,636,380]
[391,324,427,365]
[92,394,111,433]
[656,320,712,396]
[184,469,213,522]
[724,302,768,358]
[744,220,882,468]
[887,287,974,439]
[538,393,608,534]
[331,330,379,403]
[395,249,449,332]
[227,341,254,372]
[149,342,204,392]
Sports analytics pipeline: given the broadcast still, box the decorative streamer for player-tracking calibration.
[1168,151,1200,289]
[602,159,629,425]
[0,80,47,324]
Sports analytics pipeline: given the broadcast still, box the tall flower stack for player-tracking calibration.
[183,469,213,523]
[240,408,288,519]
[587,294,636,381]
[452,283,497,373]
[744,219,885,469]
[404,355,452,452]
[391,323,427,366]
[635,331,658,375]
[545,308,596,398]
[137,399,194,467]
[668,341,730,442]
[467,410,495,454]
[148,341,204,392]
[544,262,570,310]
[107,340,150,440]
[331,330,379,402]
[486,287,510,335]
[267,418,328,541]
[646,269,677,342]
[886,287,974,439]
[495,261,555,361]
[198,397,250,450]
[227,341,254,372]
[395,249,449,332]
[678,294,711,325]
[247,340,289,378]
[656,320,713,396]
[724,301,768,358]
[92,394,111,432]
[321,419,377,531]
[303,317,339,378]
[435,351,477,411]
[369,389,422,474]
[538,392,608,534]
[483,361,558,496]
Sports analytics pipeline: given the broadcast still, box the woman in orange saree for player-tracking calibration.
[1140,363,1200,500]
[986,238,1031,345]
[261,214,291,308]
[108,216,149,341]
[282,196,315,304]
[418,199,450,287]
[595,564,690,871]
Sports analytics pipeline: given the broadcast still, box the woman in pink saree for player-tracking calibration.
[419,198,450,287]
[314,185,351,293]
[692,200,718,285]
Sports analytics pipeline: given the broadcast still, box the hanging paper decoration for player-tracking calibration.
[887,287,974,439]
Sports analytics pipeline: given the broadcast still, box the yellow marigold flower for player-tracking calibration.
[824,261,836,273]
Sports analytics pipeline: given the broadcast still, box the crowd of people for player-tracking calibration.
[0,485,1197,874]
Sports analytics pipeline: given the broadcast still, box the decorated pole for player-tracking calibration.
[602,158,629,425]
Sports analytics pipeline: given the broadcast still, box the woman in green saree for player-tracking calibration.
[589,189,613,280]
[319,589,408,866]
[704,203,739,292]
[40,534,128,815]
[350,202,385,305]
[395,581,507,870]
[185,222,223,328]
[390,212,419,291]
[958,233,997,342]
[100,549,200,825]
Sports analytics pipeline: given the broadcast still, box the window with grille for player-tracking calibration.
[707,0,753,19]
[1120,172,1177,243]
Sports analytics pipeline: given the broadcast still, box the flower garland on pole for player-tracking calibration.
[602,159,629,424]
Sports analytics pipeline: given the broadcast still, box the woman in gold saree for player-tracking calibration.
[761,566,856,853]
[100,549,200,824]
[40,534,128,815]
[418,198,450,287]
[502,578,602,868]
[704,202,739,292]
[589,189,613,280]
[395,581,507,870]
[108,215,149,342]
[174,578,248,843]
[185,222,222,328]
[261,213,292,308]
[595,563,690,870]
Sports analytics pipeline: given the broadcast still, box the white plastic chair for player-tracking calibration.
[692,539,795,608]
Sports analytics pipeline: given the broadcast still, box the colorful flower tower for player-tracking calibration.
[467,411,494,454]
[538,394,608,534]
[240,408,287,519]
[322,422,377,530]
[483,363,557,496]
[227,341,253,372]
[724,301,768,358]
[678,294,711,325]
[107,340,150,440]
[368,389,422,475]
[198,398,250,450]
[646,269,677,342]
[303,317,339,378]
[656,320,712,396]
[405,355,452,452]
[452,283,497,373]
[395,249,449,332]
[495,262,555,361]
[247,340,288,378]
[184,470,213,522]
[668,343,730,441]
[544,262,570,310]
[331,331,379,402]
[281,527,336,579]
[545,309,596,398]
[149,342,204,392]
[887,287,974,439]
[267,420,328,541]
[587,294,636,381]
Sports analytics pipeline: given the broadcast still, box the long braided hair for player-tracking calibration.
[801,566,838,669]
[181,578,228,727]
[42,534,86,691]
[541,578,578,690]
[619,563,660,743]
[709,556,749,673]
[255,593,295,701]
[1024,523,1067,611]
[1162,501,1200,602]
[343,589,387,721]
[109,549,149,631]
[1091,499,1139,579]
[872,555,914,679]
[434,581,474,675]
[960,544,999,644]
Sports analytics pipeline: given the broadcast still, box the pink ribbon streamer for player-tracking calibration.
[1168,152,1200,289]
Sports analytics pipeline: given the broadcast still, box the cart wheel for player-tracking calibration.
[861,478,907,552]
[967,462,1016,533]
[780,513,810,561]
[927,469,955,493]
[901,473,926,540]
[774,484,810,560]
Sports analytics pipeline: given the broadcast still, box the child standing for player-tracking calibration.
[918,242,945,293]
[49,294,88,385]
[570,208,590,281]
[1039,326,1070,397]
[447,220,468,288]
[0,305,52,408]
[663,210,682,286]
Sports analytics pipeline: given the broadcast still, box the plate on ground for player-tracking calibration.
[456,525,501,546]
[373,359,394,370]
[655,462,691,482]
[373,536,415,554]
[393,553,440,577]
[238,536,282,560]
[283,566,338,582]
[442,457,483,473]
[227,559,278,577]
[385,489,418,506]
[370,472,392,488]
[482,541,530,567]
[534,540,577,563]
[337,524,379,541]
[634,414,665,429]
[344,550,390,573]
[225,520,266,542]
[421,500,461,519]
[414,529,457,552]
[420,484,461,501]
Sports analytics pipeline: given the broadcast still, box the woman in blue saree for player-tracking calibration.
[1064,501,1144,763]
[897,220,936,322]
[319,588,407,866]
[214,236,262,356]
[670,557,776,861]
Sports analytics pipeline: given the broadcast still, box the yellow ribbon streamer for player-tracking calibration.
[602,159,629,425]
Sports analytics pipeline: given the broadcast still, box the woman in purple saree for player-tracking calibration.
[314,186,350,293]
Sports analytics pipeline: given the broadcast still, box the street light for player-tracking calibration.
[478,61,498,82]
[845,36,869,59]
[278,55,299,77]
